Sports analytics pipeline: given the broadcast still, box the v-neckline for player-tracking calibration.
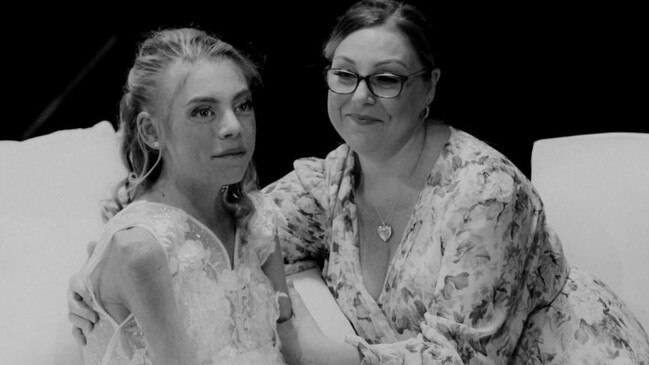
[353,181,426,305]
[132,200,240,271]
[351,125,453,305]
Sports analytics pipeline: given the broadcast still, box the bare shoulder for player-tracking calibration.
[111,227,167,275]
[90,227,169,316]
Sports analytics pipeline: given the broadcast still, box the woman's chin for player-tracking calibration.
[206,168,248,189]
[341,133,383,156]
[222,173,247,187]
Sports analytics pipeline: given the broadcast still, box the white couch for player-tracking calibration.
[1,123,646,363]
[531,132,649,330]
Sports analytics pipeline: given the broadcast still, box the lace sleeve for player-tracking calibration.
[245,192,284,265]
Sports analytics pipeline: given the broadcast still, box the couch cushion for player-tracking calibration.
[0,121,126,365]
[531,132,649,329]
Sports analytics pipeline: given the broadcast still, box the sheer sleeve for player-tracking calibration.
[347,166,567,364]
[245,192,285,265]
[262,157,331,275]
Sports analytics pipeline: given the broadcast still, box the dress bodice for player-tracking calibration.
[82,196,285,365]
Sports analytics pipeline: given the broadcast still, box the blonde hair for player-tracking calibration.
[102,28,260,222]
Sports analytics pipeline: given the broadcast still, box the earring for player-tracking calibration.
[153,141,159,148]
[421,105,430,120]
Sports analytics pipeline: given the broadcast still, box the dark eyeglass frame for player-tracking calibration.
[325,67,428,98]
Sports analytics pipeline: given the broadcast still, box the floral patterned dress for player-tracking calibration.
[81,194,285,365]
[263,126,649,364]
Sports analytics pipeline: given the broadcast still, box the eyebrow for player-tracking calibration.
[185,89,251,106]
[332,56,409,69]
[375,59,409,69]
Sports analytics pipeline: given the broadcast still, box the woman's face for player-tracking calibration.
[155,58,256,190]
[327,25,437,158]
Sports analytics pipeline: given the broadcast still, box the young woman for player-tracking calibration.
[75,28,291,365]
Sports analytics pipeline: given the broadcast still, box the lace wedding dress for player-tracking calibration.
[81,195,285,365]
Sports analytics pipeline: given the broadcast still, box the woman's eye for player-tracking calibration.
[236,100,254,113]
[372,74,401,87]
[191,106,215,119]
[334,70,357,84]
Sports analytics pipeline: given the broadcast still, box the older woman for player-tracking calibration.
[264,0,649,364]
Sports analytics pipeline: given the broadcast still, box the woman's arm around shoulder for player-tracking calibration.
[262,159,330,271]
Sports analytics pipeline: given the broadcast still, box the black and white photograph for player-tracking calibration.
[1,1,647,364]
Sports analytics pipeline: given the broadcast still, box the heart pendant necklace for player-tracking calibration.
[371,194,404,242]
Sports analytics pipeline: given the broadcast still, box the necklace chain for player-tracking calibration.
[370,194,403,225]
[364,123,430,242]
[369,193,405,242]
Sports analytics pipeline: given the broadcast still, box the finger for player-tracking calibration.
[68,312,94,333]
[68,289,97,321]
[72,327,87,346]
[67,272,98,323]
[68,292,99,324]
[67,284,91,305]
[68,272,91,301]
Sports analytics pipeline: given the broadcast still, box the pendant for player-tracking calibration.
[377,222,392,242]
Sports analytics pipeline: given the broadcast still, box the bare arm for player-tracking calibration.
[261,230,359,364]
[109,228,199,365]
[262,237,292,322]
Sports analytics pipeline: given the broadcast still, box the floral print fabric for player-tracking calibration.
[264,126,649,364]
[81,193,285,365]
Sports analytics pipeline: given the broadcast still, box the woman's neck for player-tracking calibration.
[356,123,429,193]
[142,176,230,229]
[355,122,449,199]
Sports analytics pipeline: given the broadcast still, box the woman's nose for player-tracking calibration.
[217,109,242,139]
[351,79,376,104]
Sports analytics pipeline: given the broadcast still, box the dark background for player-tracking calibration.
[5,2,646,187]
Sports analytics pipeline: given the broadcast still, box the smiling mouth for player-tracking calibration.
[348,114,382,124]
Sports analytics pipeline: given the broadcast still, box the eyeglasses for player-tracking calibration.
[325,68,428,98]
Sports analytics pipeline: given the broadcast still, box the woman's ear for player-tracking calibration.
[425,68,441,106]
[136,111,160,149]
[426,68,442,105]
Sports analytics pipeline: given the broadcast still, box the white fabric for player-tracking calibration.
[531,132,649,329]
[289,268,356,341]
[0,121,126,365]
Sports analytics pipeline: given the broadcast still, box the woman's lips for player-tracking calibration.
[347,113,382,124]
[212,147,247,159]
